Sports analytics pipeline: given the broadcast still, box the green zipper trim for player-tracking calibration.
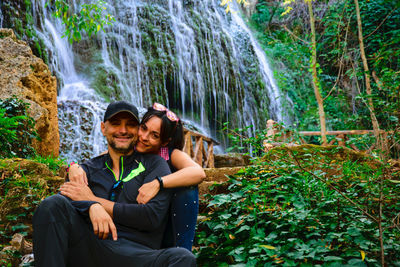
[122,162,145,182]
[120,157,124,181]
[105,156,124,182]
[105,161,118,181]
[105,157,145,183]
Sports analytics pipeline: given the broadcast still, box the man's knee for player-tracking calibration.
[37,194,69,210]
[34,194,71,224]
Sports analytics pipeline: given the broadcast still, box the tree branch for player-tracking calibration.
[323,19,351,101]
[282,25,309,44]
[365,7,398,39]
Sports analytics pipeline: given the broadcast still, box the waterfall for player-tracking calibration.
[28,0,109,161]
[231,12,287,125]
[2,0,293,161]
[0,3,3,28]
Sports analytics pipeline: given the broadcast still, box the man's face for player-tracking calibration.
[101,112,139,155]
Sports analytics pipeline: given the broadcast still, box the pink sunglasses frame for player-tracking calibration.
[152,103,180,122]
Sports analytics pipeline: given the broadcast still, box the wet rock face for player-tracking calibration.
[0,28,59,156]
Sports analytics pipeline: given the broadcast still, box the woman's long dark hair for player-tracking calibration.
[141,107,184,150]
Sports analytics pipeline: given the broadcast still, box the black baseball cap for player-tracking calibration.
[103,101,140,123]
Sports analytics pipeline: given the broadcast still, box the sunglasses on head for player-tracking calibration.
[153,103,180,122]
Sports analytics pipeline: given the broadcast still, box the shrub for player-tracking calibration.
[195,146,400,266]
[0,97,39,158]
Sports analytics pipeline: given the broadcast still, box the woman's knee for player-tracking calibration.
[165,247,196,265]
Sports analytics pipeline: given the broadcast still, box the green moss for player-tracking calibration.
[261,144,381,168]
[0,158,64,246]
[91,65,120,102]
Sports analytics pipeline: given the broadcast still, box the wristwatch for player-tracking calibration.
[155,176,164,189]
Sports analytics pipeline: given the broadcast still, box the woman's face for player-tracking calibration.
[136,116,164,154]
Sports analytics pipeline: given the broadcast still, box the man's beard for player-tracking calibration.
[107,135,137,155]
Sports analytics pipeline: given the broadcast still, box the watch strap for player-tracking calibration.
[156,176,164,189]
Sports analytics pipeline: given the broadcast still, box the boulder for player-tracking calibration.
[0,233,33,266]
[199,167,245,212]
[0,28,59,156]
[214,153,250,168]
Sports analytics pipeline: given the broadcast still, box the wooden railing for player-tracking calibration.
[264,119,395,154]
[298,130,390,152]
[182,128,220,168]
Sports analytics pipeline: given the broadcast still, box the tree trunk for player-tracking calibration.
[354,0,382,151]
[307,0,327,145]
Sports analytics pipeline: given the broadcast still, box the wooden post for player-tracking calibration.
[182,128,219,168]
[193,136,203,165]
[206,142,214,168]
[266,119,277,138]
[183,132,193,157]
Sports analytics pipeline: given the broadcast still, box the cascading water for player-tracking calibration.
[0,4,3,28]
[29,0,109,161]
[2,0,293,161]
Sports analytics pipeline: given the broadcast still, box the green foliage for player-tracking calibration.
[32,154,67,175]
[222,122,268,157]
[222,121,303,157]
[195,146,400,265]
[249,0,400,143]
[249,5,314,130]
[0,158,65,247]
[0,97,39,159]
[47,0,115,43]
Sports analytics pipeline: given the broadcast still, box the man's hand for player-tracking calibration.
[89,203,117,240]
[68,164,88,185]
[60,181,95,201]
[136,179,160,204]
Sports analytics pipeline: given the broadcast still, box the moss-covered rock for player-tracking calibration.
[262,144,382,166]
[0,0,48,63]
[0,158,64,247]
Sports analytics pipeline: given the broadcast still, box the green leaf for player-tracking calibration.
[324,256,343,261]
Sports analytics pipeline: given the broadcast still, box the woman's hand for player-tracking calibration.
[68,164,88,185]
[136,179,160,204]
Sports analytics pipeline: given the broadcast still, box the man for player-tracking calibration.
[33,101,196,266]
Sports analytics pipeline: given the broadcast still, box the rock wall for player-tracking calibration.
[0,28,59,156]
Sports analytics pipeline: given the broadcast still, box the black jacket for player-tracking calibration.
[72,151,172,249]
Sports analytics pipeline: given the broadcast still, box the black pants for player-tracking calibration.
[33,194,196,267]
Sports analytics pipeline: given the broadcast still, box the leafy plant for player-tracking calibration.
[47,0,115,43]
[0,158,64,246]
[32,154,67,175]
[0,97,39,159]
[195,146,400,265]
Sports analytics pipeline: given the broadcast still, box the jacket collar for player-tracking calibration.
[103,150,139,169]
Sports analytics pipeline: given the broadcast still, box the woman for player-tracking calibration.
[68,103,206,251]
